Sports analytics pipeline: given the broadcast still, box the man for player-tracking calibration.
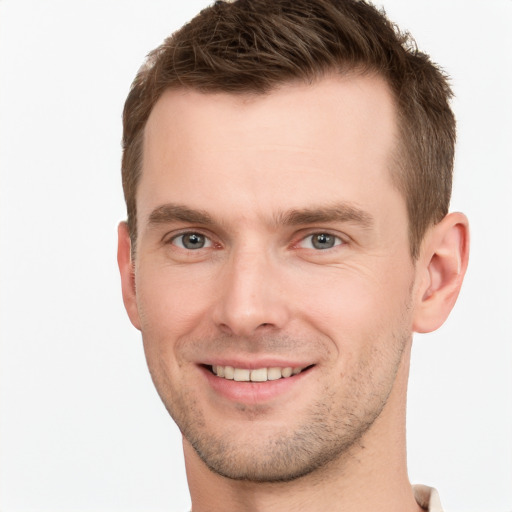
[117,1,469,510]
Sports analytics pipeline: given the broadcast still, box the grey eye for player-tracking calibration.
[299,233,342,250]
[311,233,336,249]
[173,233,211,250]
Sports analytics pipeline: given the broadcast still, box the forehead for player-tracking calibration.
[144,73,397,154]
[138,75,400,227]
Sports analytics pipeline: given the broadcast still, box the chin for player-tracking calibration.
[177,397,379,483]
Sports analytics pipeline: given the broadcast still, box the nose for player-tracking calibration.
[212,247,290,337]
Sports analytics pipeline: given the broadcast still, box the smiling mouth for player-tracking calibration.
[207,365,314,382]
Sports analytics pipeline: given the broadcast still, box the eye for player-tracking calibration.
[171,232,212,250]
[299,233,343,250]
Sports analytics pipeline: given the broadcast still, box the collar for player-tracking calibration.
[413,484,444,512]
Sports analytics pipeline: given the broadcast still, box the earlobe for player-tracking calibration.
[413,212,470,333]
[117,222,141,330]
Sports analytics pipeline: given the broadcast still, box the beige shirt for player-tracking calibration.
[413,485,444,512]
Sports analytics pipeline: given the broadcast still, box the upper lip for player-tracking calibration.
[200,358,315,369]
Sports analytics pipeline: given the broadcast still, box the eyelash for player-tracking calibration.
[166,230,346,252]
[168,231,214,250]
[295,232,345,251]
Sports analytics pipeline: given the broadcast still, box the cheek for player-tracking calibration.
[136,265,215,328]
[293,260,415,350]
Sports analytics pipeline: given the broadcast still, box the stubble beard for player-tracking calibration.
[146,326,410,484]
[181,384,385,483]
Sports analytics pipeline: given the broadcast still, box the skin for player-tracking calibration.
[118,75,469,511]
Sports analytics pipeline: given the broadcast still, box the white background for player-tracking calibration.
[0,1,510,511]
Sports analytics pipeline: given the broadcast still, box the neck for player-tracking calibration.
[185,343,422,512]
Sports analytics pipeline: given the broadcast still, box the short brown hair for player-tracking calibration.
[122,0,455,258]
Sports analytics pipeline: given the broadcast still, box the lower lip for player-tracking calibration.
[200,366,312,404]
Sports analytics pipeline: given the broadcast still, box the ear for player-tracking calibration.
[413,212,470,333]
[117,222,141,330]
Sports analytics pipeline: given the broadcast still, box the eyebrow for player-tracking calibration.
[276,204,374,229]
[147,202,374,230]
[148,204,215,227]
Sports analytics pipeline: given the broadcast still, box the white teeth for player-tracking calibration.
[250,368,268,382]
[234,368,251,382]
[212,365,305,382]
[281,367,293,378]
[224,366,234,380]
[267,367,282,380]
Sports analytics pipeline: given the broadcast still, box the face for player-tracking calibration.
[122,75,419,482]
